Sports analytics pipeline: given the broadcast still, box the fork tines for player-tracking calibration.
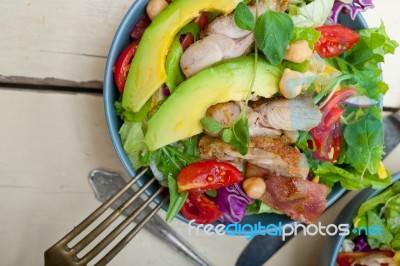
[44,167,168,266]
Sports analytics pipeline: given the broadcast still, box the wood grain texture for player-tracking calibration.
[0,0,132,84]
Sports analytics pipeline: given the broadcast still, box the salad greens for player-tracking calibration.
[290,0,335,27]
[297,22,399,190]
[115,0,399,223]
[352,181,400,251]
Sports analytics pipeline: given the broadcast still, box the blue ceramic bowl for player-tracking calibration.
[103,1,368,226]
[320,172,400,265]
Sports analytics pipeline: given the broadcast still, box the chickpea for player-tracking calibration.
[243,177,266,199]
[284,40,313,64]
[279,68,307,99]
[146,0,169,20]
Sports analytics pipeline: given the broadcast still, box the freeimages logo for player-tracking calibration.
[187,220,384,241]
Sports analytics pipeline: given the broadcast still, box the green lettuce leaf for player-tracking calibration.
[314,162,391,190]
[291,27,321,49]
[291,0,334,27]
[119,122,147,170]
[366,210,393,249]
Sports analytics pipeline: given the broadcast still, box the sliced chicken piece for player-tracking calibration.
[252,95,322,131]
[260,174,330,224]
[205,2,266,39]
[205,102,282,137]
[206,102,241,127]
[180,33,254,77]
[199,135,309,178]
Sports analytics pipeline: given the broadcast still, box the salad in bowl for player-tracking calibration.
[320,173,400,266]
[105,0,398,225]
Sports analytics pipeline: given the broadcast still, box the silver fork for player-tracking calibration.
[44,167,168,266]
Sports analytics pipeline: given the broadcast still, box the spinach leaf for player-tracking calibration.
[234,2,255,31]
[344,114,384,177]
[255,10,294,65]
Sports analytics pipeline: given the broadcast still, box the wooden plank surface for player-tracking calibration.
[0,0,131,87]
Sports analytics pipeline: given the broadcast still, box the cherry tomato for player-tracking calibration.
[180,192,222,224]
[337,251,395,266]
[113,40,139,94]
[177,160,243,193]
[310,88,356,161]
[315,25,360,58]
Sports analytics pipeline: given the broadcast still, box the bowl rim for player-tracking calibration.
[320,172,400,266]
[103,0,373,228]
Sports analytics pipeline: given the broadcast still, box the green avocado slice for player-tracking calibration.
[144,55,282,151]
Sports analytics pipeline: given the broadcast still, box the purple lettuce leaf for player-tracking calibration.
[329,0,374,24]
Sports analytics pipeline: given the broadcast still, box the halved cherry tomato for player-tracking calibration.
[180,192,222,224]
[337,251,395,266]
[315,25,360,58]
[113,40,139,94]
[310,88,356,161]
[177,160,243,193]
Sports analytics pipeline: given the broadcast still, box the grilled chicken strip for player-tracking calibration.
[180,33,254,77]
[252,95,322,131]
[205,102,282,138]
[199,135,309,178]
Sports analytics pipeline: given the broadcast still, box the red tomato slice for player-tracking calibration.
[113,40,139,94]
[315,25,360,58]
[177,160,243,193]
[180,192,222,224]
[337,251,395,266]
[310,89,356,162]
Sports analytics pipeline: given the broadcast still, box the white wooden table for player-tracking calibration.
[0,1,399,265]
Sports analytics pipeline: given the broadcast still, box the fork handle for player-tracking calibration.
[89,169,210,266]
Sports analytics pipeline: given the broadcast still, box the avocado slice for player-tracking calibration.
[122,0,242,112]
[144,55,282,151]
